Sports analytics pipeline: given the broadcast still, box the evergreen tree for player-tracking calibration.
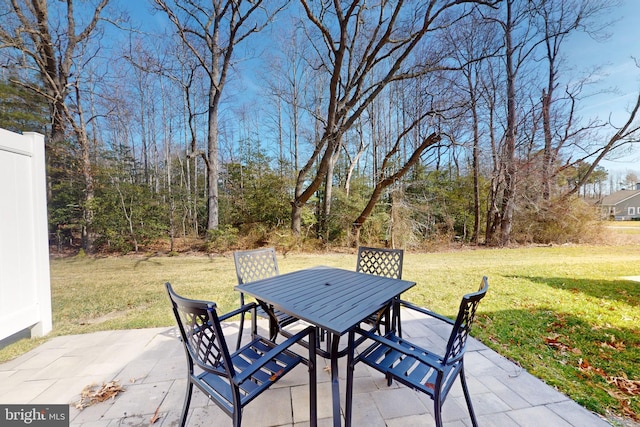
[0,78,48,134]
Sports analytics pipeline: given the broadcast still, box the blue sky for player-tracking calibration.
[118,0,639,176]
[564,0,640,175]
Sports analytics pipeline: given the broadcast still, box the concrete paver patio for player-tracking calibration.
[0,313,613,426]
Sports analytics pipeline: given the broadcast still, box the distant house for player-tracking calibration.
[600,183,640,220]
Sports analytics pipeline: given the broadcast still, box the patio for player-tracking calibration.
[0,312,612,426]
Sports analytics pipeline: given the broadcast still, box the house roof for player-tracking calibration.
[601,189,640,206]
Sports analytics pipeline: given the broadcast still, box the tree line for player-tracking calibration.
[1,0,639,254]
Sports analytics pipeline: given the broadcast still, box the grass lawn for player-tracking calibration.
[1,244,639,423]
[605,222,640,236]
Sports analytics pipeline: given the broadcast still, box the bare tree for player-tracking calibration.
[442,8,500,244]
[292,0,496,236]
[124,33,208,237]
[565,91,640,196]
[473,0,634,246]
[528,1,640,202]
[344,123,367,197]
[531,0,612,201]
[262,18,315,176]
[351,130,442,241]
[153,0,286,233]
[478,0,545,246]
[0,0,112,252]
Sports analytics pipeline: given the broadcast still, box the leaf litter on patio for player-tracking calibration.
[74,380,125,410]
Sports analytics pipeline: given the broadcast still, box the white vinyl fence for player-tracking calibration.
[0,129,52,341]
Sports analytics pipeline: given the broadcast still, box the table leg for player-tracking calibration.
[345,330,355,427]
[330,332,341,427]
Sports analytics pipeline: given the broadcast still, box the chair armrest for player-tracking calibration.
[398,299,455,326]
[354,327,444,366]
[219,302,257,322]
[233,326,314,384]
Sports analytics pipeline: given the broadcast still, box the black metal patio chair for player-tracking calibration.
[355,246,404,334]
[166,282,317,427]
[346,277,489,427]
[356,246,404,279]
[233,248,298,348]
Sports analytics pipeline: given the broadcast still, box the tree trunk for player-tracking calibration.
[499,0,517,247]
[320,144,340,240]
[541,88,553,201]
[207,92,220,232]
[74,89,96,253]
[471,108,480,245]
[345,133,366,197]
[351,133,440,238]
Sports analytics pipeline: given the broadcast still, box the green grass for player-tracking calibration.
[2,246,639,423]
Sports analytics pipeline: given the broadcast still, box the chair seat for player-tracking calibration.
[197,336,303,412]
[347,277,489,427]
[165,282,317,427]
[359,332,456,398]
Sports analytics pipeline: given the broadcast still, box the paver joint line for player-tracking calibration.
[0,317,615,426]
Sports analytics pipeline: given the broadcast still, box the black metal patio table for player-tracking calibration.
[235,266,416,426]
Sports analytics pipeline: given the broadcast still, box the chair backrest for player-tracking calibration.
[165,282,235,378]
[356,246,404,279]
[234,248,279,284]
[443,276,489,365]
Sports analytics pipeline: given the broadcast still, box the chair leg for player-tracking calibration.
[251,308,257,340]
[179,380,193,427]
[232,409,241,427]
[433,392,443,427]
[386,372,393,387]
[459,364,478,427]
[236,311,245,351]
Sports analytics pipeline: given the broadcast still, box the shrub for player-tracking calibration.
[513,196,603,244]
[204,225,239,253]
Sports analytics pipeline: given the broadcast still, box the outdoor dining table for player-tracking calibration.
[234,266,416,426]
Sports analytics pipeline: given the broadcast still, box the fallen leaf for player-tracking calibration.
[75,380,125,410]
[269,368,284,381]
[544,335,568,350]
[577,359,607,377]
[578,358,589,370]
[150,405,162,424]
[620,399,640,421]
[599,336,626,351]
[594,384,640,421]
[607,373,640,396]
[544,335,579,353]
